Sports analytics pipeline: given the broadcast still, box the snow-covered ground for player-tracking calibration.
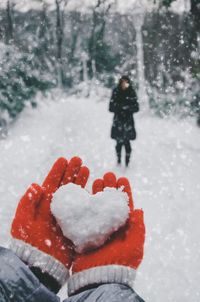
[0,90,200,301]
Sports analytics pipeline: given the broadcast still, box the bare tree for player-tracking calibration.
[55,0,70,86]
[161,0,200,48]
[6,0,14,44]
[88,0,116,77]
[190,0,200,49]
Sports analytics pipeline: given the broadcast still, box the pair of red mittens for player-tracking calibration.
[10,157,145,295]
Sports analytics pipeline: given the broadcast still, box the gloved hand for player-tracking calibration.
[10,156,89,288]
[68,172,145,296]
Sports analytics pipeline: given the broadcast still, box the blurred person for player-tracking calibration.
[109,75,139,167]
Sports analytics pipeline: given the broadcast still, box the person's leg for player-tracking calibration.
[115,141,123,165]
[124,141,132,167]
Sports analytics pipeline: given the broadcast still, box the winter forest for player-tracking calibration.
[0,0,200,122]
[0,0,200,301]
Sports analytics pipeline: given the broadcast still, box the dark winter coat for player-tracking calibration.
[109,86,139,142]
[0,246,144,302]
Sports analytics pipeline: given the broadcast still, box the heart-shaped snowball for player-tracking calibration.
[51,183,129,253]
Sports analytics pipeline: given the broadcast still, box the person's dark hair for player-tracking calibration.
[118,75,131,87]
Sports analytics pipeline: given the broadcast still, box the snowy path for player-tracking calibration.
[0,91,200,301]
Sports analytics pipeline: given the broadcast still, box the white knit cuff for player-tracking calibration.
[10,238,69,286]
[68,265,136,296]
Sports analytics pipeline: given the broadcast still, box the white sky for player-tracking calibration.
[0,0,190,14]
[170,0,191,13]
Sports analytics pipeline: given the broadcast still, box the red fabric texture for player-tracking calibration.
[11,156,89,268]
[72,172,145,273]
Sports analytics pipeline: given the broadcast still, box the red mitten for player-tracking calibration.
[10,156,89,287]
[68,172,145,296]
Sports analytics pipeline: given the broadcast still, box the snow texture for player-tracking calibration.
[51,183,129,253]
[0,89,200,301]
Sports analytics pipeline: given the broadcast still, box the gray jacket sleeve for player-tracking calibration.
[64,284,145,302]
[0,247,145,302]
[0,247,59,302]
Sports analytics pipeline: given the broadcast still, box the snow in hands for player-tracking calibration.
[51,183,130,253]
